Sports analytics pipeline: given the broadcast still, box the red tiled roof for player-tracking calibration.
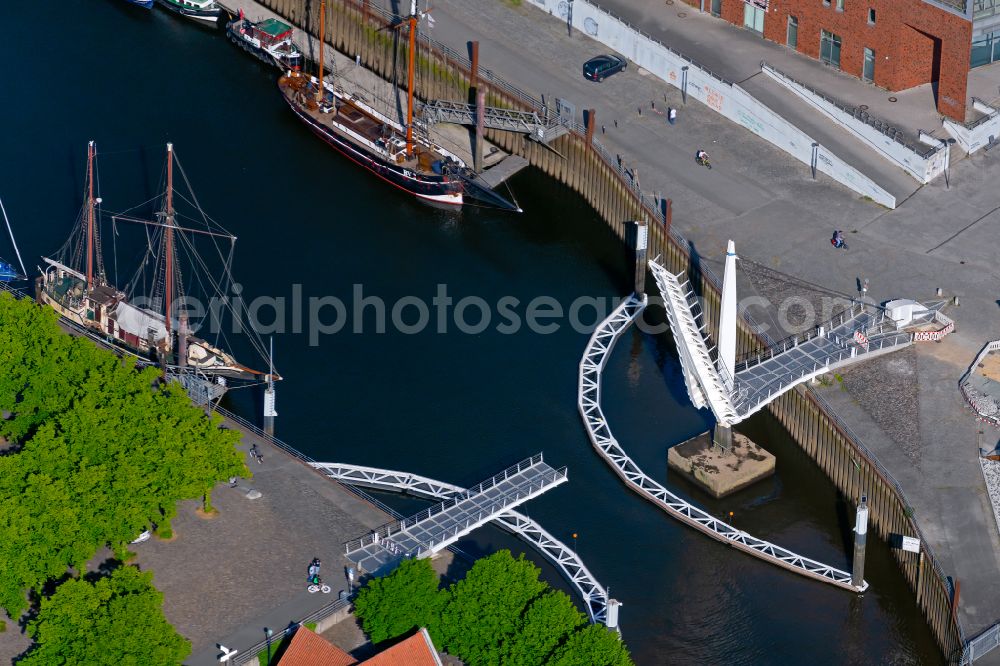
[359,629,443,666]
[278,626,357,666]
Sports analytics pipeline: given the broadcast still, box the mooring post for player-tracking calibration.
[470,41,484,173]
[475,89,485,174]
[606,597,622,630]
[263,337,277,437]
[585,109,596,145]
[851,494,869,590]
[634,220,647,296]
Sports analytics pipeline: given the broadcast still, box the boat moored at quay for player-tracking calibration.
[39,141,275,387]
[155,0,222,24]
[227,11,303,70]
[277,0,465,207]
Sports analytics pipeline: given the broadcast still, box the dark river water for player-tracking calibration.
[0,2,942,664]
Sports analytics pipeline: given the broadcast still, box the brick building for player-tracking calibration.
[689,0,999,121]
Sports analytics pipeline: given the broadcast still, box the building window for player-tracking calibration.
[868,8,876,24]
[744,4,765,34]
[974,0,1000,20]
[836,0,845,10]
[863,47,875,82]
[820,30,842,68]
[787,16,799,49]
[971,31,1000,67]
[823,0,831,6]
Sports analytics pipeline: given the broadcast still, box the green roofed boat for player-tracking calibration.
[227,11,303,70]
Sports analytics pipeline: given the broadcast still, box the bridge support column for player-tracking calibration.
[713,423,732,452]
[851,495,869,590]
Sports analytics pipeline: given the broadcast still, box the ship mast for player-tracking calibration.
[316,0,326,103]
[165,143,174,340]
[405,0,417,157]
[86,140,95,290]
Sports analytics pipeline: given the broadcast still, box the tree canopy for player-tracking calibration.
[0,293,245,614]
[21,565,190,666]
[353,549,633,666]
[354,558,444,643]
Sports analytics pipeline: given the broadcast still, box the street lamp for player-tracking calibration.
[264,627,274,664]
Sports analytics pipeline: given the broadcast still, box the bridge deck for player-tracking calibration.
[312,462,612,625]
[733,306,911,416]
[344,454,567,573]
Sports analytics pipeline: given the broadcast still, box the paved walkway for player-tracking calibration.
[136,423,391,665]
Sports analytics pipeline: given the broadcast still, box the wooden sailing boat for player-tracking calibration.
[277,0,466,206]
[39,142,274,384]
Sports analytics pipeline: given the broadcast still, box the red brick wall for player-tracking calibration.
[715,0,971,120]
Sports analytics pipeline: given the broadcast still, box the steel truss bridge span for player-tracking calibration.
[577,293,867,592]
[310,461,614,625]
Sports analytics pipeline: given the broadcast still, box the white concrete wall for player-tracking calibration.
[943,100,1000,154]
[526,0,896,208]
[761,65,946,183]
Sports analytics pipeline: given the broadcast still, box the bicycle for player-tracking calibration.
[307,577,332,594]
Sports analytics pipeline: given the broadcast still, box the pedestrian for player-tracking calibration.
[355,53,361,67]
[668,107,677,125]
[614,119,618,128]
[601,124,605,134]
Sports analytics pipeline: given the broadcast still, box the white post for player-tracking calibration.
[718,240,738,390]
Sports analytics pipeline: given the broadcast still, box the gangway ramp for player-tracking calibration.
[421,100,568,143]
[343,454,567,574]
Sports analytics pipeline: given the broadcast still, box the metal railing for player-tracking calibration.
[343,454,567,554]
[963,621,1000,664]
[761,62,934,157]
[233,596,353,665]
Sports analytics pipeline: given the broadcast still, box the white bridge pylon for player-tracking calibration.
[577,293,867,592]
[648,243,913,427]
[311,460,616,626]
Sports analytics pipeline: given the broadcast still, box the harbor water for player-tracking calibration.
[0,2,942,663]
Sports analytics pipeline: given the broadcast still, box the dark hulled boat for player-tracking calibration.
[155,0,221,24]
[278,0,465,207]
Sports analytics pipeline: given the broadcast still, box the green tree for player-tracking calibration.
[354,558,445,644]
[436,550,546,664]
[21,566,190,666]
[501,591,587,665]
[548,623,633,666]
[0,294,246,614]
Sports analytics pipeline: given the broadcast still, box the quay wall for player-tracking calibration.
[239,1,964,658]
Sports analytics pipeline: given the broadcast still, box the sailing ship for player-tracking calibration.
[39,142,273,384]
[155,0,222,24]
[227,10,303,70]
[278,0,465,206]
